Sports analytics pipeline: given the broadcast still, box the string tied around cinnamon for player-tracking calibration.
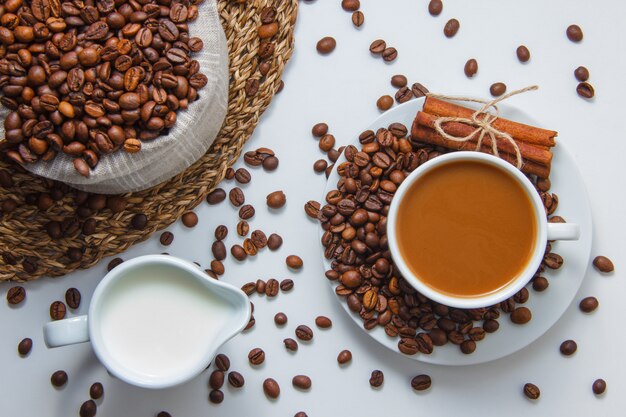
[425,85,539,169]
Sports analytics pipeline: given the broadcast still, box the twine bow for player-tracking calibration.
[425,85,539,169]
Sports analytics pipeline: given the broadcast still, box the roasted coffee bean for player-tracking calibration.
[65,288,81,309]
[51,370,68,387]
[342,0,360,11]
[229,187,245,207]
[315,316,332,328]
[239,204,255,220]
[510,307,532,324]
[411,374,431,391]
[428,0,443,16]
[312,123,329,137]
[260,6,278,24]
[263,156,279,171]
[248,347,265,365]
[107,258,123,271]
[516,45,531,62]
[523,383,540,400]
[207,188,226,205]
[286,255,303,269]
[377,95,393,111]
[464,59,478,77]
[275,312,288,326]
[490,82,507,97]
[592,255,613,272]
[382,47,397,62]
[18,338,33,356]
[267,233,283,250]
[352,11,364,27]
[228,371,245,388]
[391,74,408,88]
[284,338,298,351]
[212,240,227,261]
[160,231,174,246]
[576,82,595,99]
[337,349,353,364]
[574,66,589,82]
[412,82,429,98]
[444,18,460,37]
[263,378,280,399]
[296,325,314,341]
[267,191,286,209]
[280,279,294,291]
[50,301,67,320]
[79,400,97,417]
[579,296,599,313]
[460,340,476,354]
[231,244,247,261]
[208,389,224,404]
[304,200,321,219]
[156,413,171,417]
[7,286,26,305]
[544,253,563,269]
[209,370,224,389]
[592,379,606,395]
[314,159,328,173]
[369,370,384,387]
[316,37,336,54]
[236,221,249,237]
[566,24,583,42]
[265,278,279,296]
[250,230,267,249]
[89,382,104,400]
[258,22,278,39]
[293,375,312,390]
[131,213,148,230]
[395,87,413,103]
[532,276,549,292]
[215,354,230,372]
[319,134,335,152]
[560,339,577,356]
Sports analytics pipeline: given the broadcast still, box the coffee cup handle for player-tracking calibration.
[43,315,90,348]
[547,223,580,241]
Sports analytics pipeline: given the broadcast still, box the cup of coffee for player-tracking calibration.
[43,255,251,389]
[387,151,580,309]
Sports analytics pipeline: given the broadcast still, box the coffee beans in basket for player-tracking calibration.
[0,0,207,177]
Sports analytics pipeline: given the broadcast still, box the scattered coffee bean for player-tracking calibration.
[342,0,360,11]
[576,82,595,99]
[209,370,225,389]
[284,338,298,351]
[228,371,245,388]
[236,221,249,237]
[314,159,329,173]
[239,204,255,220]
[181,211,198,228]
[295,413,308,417]
[229,187,245,207]
[210,260,225,276]
[209,389,224,404]
[286,255,303,269]
[319,134,336,152]
[382,47,398,62]
[160,231,174,246]
[579,296,599,313]
[369,370,384,387]
[263,156,279,171]
[275,312,288,325]
[304,200,321,219]
[51,370,68,387]
[574,66,590,82]
[231,244,247,261]
[280,279,294,291]
[64,288,81,310]
[248,347,265,365]
[532,276,549,292]
[7,286,26,305]
[592,379,606,395]
[79,400,97,417]
[544,253,564,269]
[317,37,337,54]
[207,188,227,205]
[377,95,393,111]
[265,279,279,297]
[263,378,280,399]
[411,82,429,98]
[566,24,583,42]
[50,301,67,320]
[256,279,267,294]
[296,325,314,341]
[444,18,460,38]
[267,191,286,209]
[411,374,432,391]
[235,168,252,184]
[131,214,148,230]
[510,307,532,324]
[428,0,443,16]
[292,375,312,390]
[369,39,386,55]
[89,382,104,400]
[464,59,478,77]
[524,383,540,399]
[593,256,613,272]
[107,258,123,272]
[215,354,230,372]
[560,340,577,356]
[312,123,329,137]
[391,74,408,88]
[212,241,227,261]
[516,45,531,62]
[157,412,172,417]
[352,11,364,27]
[490,82,507,97]
[395,87,413,103]
[337,349,352,364]
[18,338,32,356]
[315,316,332,328]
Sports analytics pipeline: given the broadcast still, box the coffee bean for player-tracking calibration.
[304,200,321,219]
[229,187,245,207]
[532,276,549,292]
[268,233,283,250]
[576,82,595,99]
[411,374,431,391]
[274,312,288,325]
[263,156,279,171]
[592,379,606,395]
[18,338,32,356]
[314,159,328,173]
[382,47,398,62]
[51,370,68,387]
[560,340,577,356]
[337,349,352,364]
[248,347,265,365]
[131,213,148,230]
[490,82,507,97]
[566,24,583,42]
[157,413,171,417]
[412,82,429,98]
[79,400,97,417]
[342,0,360,11]
[523,383,540,400]
[444,18,460,37]
[319,134,335,152]
[369,39,386,54]
[181,211,198,228]
[312,123,329,137]
[234,168,251,184]
[284,338,298,351]
[352,11,364,27]
[516,45,531,62]
[460,339,476,354]
[592,255,613,272]
[231,244,247,261]
[212,241,227,261]
[292,375,312,390]
[209,370,224,389]
[208,389,224,404]
[510,307,532,324]
[464,59,478,77]
[207,188,226,205]
[256,279,266,294]
[315,316,332,328]
[267,191,286,209]
[574,66,590,82]
[295,413,308,417]
[263,378,280,399]
[226,371,244,388]
[265,279,279,297]
[377,95,393,111]
[65,288,81,309]
[317,37,336,54]
[89,382,103,400]
[7,286,26,305]
[160,231,174,246]
[280,279,294,291]
[579,296,599,313]
[107,258,123,272]
[428,0,443,16]
[395,87,413,103]
[239,204,255,220]
[369,370,384,387]
[296,325,314,341]
[286,255,303,269]
[50,301,67,320]
[544,253,563,269]
[215,354,230,372]
[391,74,408,88]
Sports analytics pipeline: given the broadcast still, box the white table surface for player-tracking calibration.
[1,1,625,416]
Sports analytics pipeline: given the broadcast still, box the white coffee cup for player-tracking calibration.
[387,151,580,309]
[43,255,251,389]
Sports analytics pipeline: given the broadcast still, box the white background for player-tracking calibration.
[1,0,625,416]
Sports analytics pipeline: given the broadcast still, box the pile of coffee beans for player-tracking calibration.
[0,0,208,177]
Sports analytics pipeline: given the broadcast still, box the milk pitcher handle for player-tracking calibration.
[43,316,90,348]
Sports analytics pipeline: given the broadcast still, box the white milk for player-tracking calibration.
[98,265,233,379]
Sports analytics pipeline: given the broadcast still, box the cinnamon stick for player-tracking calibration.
[411,125,551,178]
[423,97,557,147]
[413,112,553,166]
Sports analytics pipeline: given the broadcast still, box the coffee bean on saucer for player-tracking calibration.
[275,312,288,325]
[284,338,298,351]
[391,74,408,88]
[268,233,283,250]
[560,340,577,356]
[516,45,531,62]
[79,400,97,417]
[593,256,614,272]
[460,340,476,354]
[107,258,123,272]
[510,307,532,324]
[228,371,245,388]
[592,379,606,395]
[574,66,590,82]
[18,338,32,356]
[377,95,393,111]
[532,276,549,292]
[411,374,431,391]
[7,286,26,305]
[337,349,352,364]
[315,316,332,328]
[267,191,286,209]
[209,370,225,389]
[314,159,328,173]
[215,354,230,372]
[464,59,478,77]
[263,378,280,399]
[524,383,540,400]
[312,123,329,137]
[444,18,460,37]
[248,348,265,365]
[296,325,314,341]
[579,296,599,313]
[566,24,583,42]
[352,11,364,27]
[209,389,224,404]
[369,370,384,387]
[50,301,67,320]
[428,0,443,16]
[286,255,303,269]
[65,288,81,309]
[317,37,336,54]
[369,39,386,54]
[89,382,104,400]
[160,231,174,246]
[51,370,68,387]
[382,47,398,62]
[207,188,226,205]
[292,375,312,390]
[576,82,595,99]
[490,82,507,97]
[342,0,360,11]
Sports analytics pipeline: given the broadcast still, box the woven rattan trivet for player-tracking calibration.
[0,0,298,282]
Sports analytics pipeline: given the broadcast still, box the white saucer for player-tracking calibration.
[319,98,593,366]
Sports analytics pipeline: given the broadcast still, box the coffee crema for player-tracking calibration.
[396,159,537,298]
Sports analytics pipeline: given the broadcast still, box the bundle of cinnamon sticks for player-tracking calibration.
[411,97,557,178]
